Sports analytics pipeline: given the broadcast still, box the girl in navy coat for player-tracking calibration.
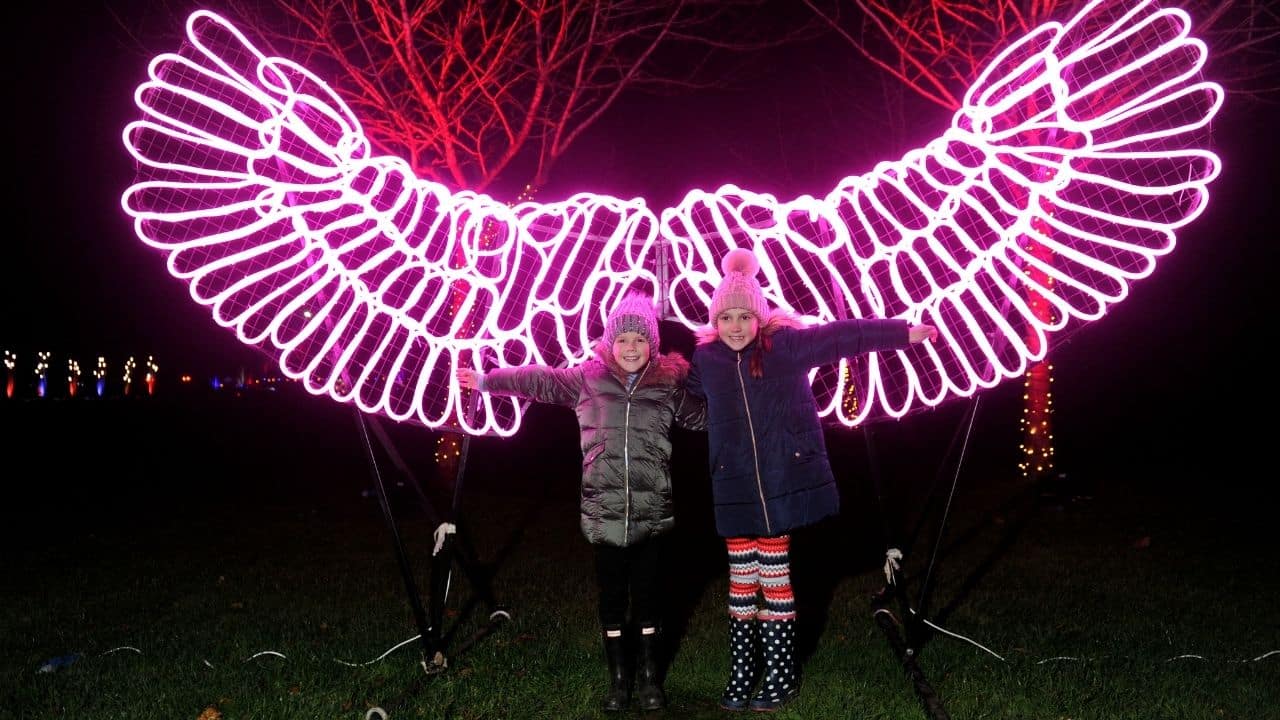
[686,248,936,711]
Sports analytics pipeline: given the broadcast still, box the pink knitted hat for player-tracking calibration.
[709,248,769,321]
[604,292,659,346]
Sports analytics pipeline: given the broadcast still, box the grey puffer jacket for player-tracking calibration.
[482,349,706,547]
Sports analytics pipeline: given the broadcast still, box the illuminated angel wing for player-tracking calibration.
[664,0,1222,426]
[123,0,1222,435]
[122,11,661,436]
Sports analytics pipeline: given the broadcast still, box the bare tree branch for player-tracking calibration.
[803,0,1280,111]
[201,0,816,194]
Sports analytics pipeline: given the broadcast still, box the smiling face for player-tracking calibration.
[611,331,651,373]
[715,308,760,352]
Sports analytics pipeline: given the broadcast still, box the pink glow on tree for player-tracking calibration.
[122,1,1222,435]
[4,351,14,399]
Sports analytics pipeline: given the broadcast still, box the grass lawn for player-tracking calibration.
[2,393,1275,719]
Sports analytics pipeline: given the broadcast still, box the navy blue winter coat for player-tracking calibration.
[687,317,910,538]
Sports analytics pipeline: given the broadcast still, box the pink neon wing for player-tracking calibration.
[664,0,1222,426]
[122,1,1224,435]
[121,11,659,436]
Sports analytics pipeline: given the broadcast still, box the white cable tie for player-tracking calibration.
[1248,650,1278,662]
[334,635,422,667]
[883,548,903,585]
[100,646,142,656]
[920,618,1006,662]
[1165,654,1205,661]
[433,523,457,556]
[872,608,899,624]
[243,650,287,662]
[203,660,214,669]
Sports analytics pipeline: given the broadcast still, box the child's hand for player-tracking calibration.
[456,367,481,389]
[908,324,938,344]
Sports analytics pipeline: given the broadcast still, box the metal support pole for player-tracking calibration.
[354,409,435,668]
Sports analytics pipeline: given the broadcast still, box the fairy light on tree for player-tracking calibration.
[1017,214,1058,481]
[94,357,107,397]
[1019,362,1055,479]
[122,356,136,396]
[841,363,859,419]
[67,359,82,398]
[35,352,50,398]
[3,351,14,399]
[437,181,541,476]
[145,355,159,396]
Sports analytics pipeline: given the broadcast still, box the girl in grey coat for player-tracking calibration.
[457,292,705,713]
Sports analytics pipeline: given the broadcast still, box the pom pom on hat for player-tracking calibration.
[721,247,759,276]
[709,248,769,321]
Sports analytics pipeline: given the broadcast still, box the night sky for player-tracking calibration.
[5,1,1277,498]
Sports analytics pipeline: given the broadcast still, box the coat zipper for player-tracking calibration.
[622,361,651,545]
[735,351,770,534]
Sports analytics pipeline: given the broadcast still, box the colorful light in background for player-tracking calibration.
[4,351,14,399]
[438,181,541,473]
[94,357,107,397]
[121,2,1223,436]
[122,356,136,396]
[35,352,49,398]
[1019,217,1058,480]
[1019,362,1055,479]
[67,359,81,398]
[145,355,159,396]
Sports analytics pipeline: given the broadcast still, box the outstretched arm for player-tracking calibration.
[455,365,582,407]
[784,318,926,369]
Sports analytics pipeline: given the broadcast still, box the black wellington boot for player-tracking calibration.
[601,627,631,712]
[635,626,667,711]
[718,617,761,711]
[749,618,799,712]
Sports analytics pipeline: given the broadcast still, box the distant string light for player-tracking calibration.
[439,183,539,466]
[67,359,82,398]
[145,355,159,396]
[4,350,14,399]
[1018,227,1057,481]
[1018,363,1055,479]
[123,356,136,396]
[35,352,50,398]
[94,357,107,397]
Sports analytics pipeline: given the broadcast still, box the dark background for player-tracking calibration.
[3,0,1277,540]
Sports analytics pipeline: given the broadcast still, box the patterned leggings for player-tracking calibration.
[725,535,795,621]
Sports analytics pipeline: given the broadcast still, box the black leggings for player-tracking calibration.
[593,536,664,629]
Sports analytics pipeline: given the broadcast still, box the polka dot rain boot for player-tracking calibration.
[719,617,761,711]
[749,618,798,712]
